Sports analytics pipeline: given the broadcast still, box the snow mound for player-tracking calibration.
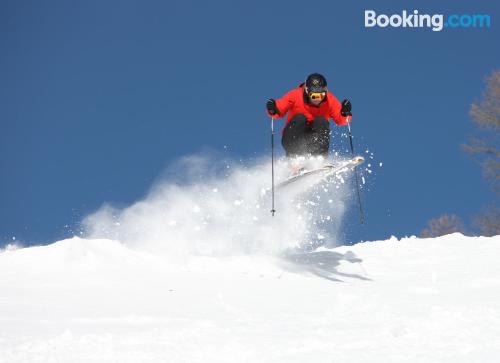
[1,233,499,362]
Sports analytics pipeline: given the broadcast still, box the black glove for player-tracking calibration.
[340,99,352,117]
[266,99,279,116]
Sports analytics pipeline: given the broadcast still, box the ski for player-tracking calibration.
[277,156,365,189]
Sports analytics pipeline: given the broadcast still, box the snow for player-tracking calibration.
[2,155,498,361]
[80,154,352,256]
[1,233,500,362]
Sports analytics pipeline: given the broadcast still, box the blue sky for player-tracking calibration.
[1,0,498,246]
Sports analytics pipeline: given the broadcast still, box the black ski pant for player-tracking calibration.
[281,114,330,157]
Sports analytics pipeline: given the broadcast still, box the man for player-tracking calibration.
[266,73,352,158]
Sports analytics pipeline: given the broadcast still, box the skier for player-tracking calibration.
[266,73,352,159]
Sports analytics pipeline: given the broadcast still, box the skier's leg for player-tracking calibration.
[307,117,330,157]
[281,114,309,157]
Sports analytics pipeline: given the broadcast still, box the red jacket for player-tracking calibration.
[269,83,351,127]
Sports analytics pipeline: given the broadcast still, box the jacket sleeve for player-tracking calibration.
[267,89,296,119]
[328,93,351,126]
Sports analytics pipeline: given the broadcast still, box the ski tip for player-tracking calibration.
[353,156,365,165]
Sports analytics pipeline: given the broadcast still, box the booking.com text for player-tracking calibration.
[365,10,491,32]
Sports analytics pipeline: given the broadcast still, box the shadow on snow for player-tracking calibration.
[281,250,371,282]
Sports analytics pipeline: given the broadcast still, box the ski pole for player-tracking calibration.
[270,117,276,216]
[346,116,365,224]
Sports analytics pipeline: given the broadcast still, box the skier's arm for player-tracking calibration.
[266,89,295,118]
[328,93,351,126]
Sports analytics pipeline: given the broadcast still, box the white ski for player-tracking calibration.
[277,156,365,188]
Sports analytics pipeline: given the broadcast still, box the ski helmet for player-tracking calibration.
[305,73,327,94]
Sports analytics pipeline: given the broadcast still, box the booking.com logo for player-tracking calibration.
[365,10,491,32]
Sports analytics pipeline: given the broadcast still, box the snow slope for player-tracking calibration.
[1,233,499,363]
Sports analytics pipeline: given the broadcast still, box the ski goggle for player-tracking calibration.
[309,91,326,100]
